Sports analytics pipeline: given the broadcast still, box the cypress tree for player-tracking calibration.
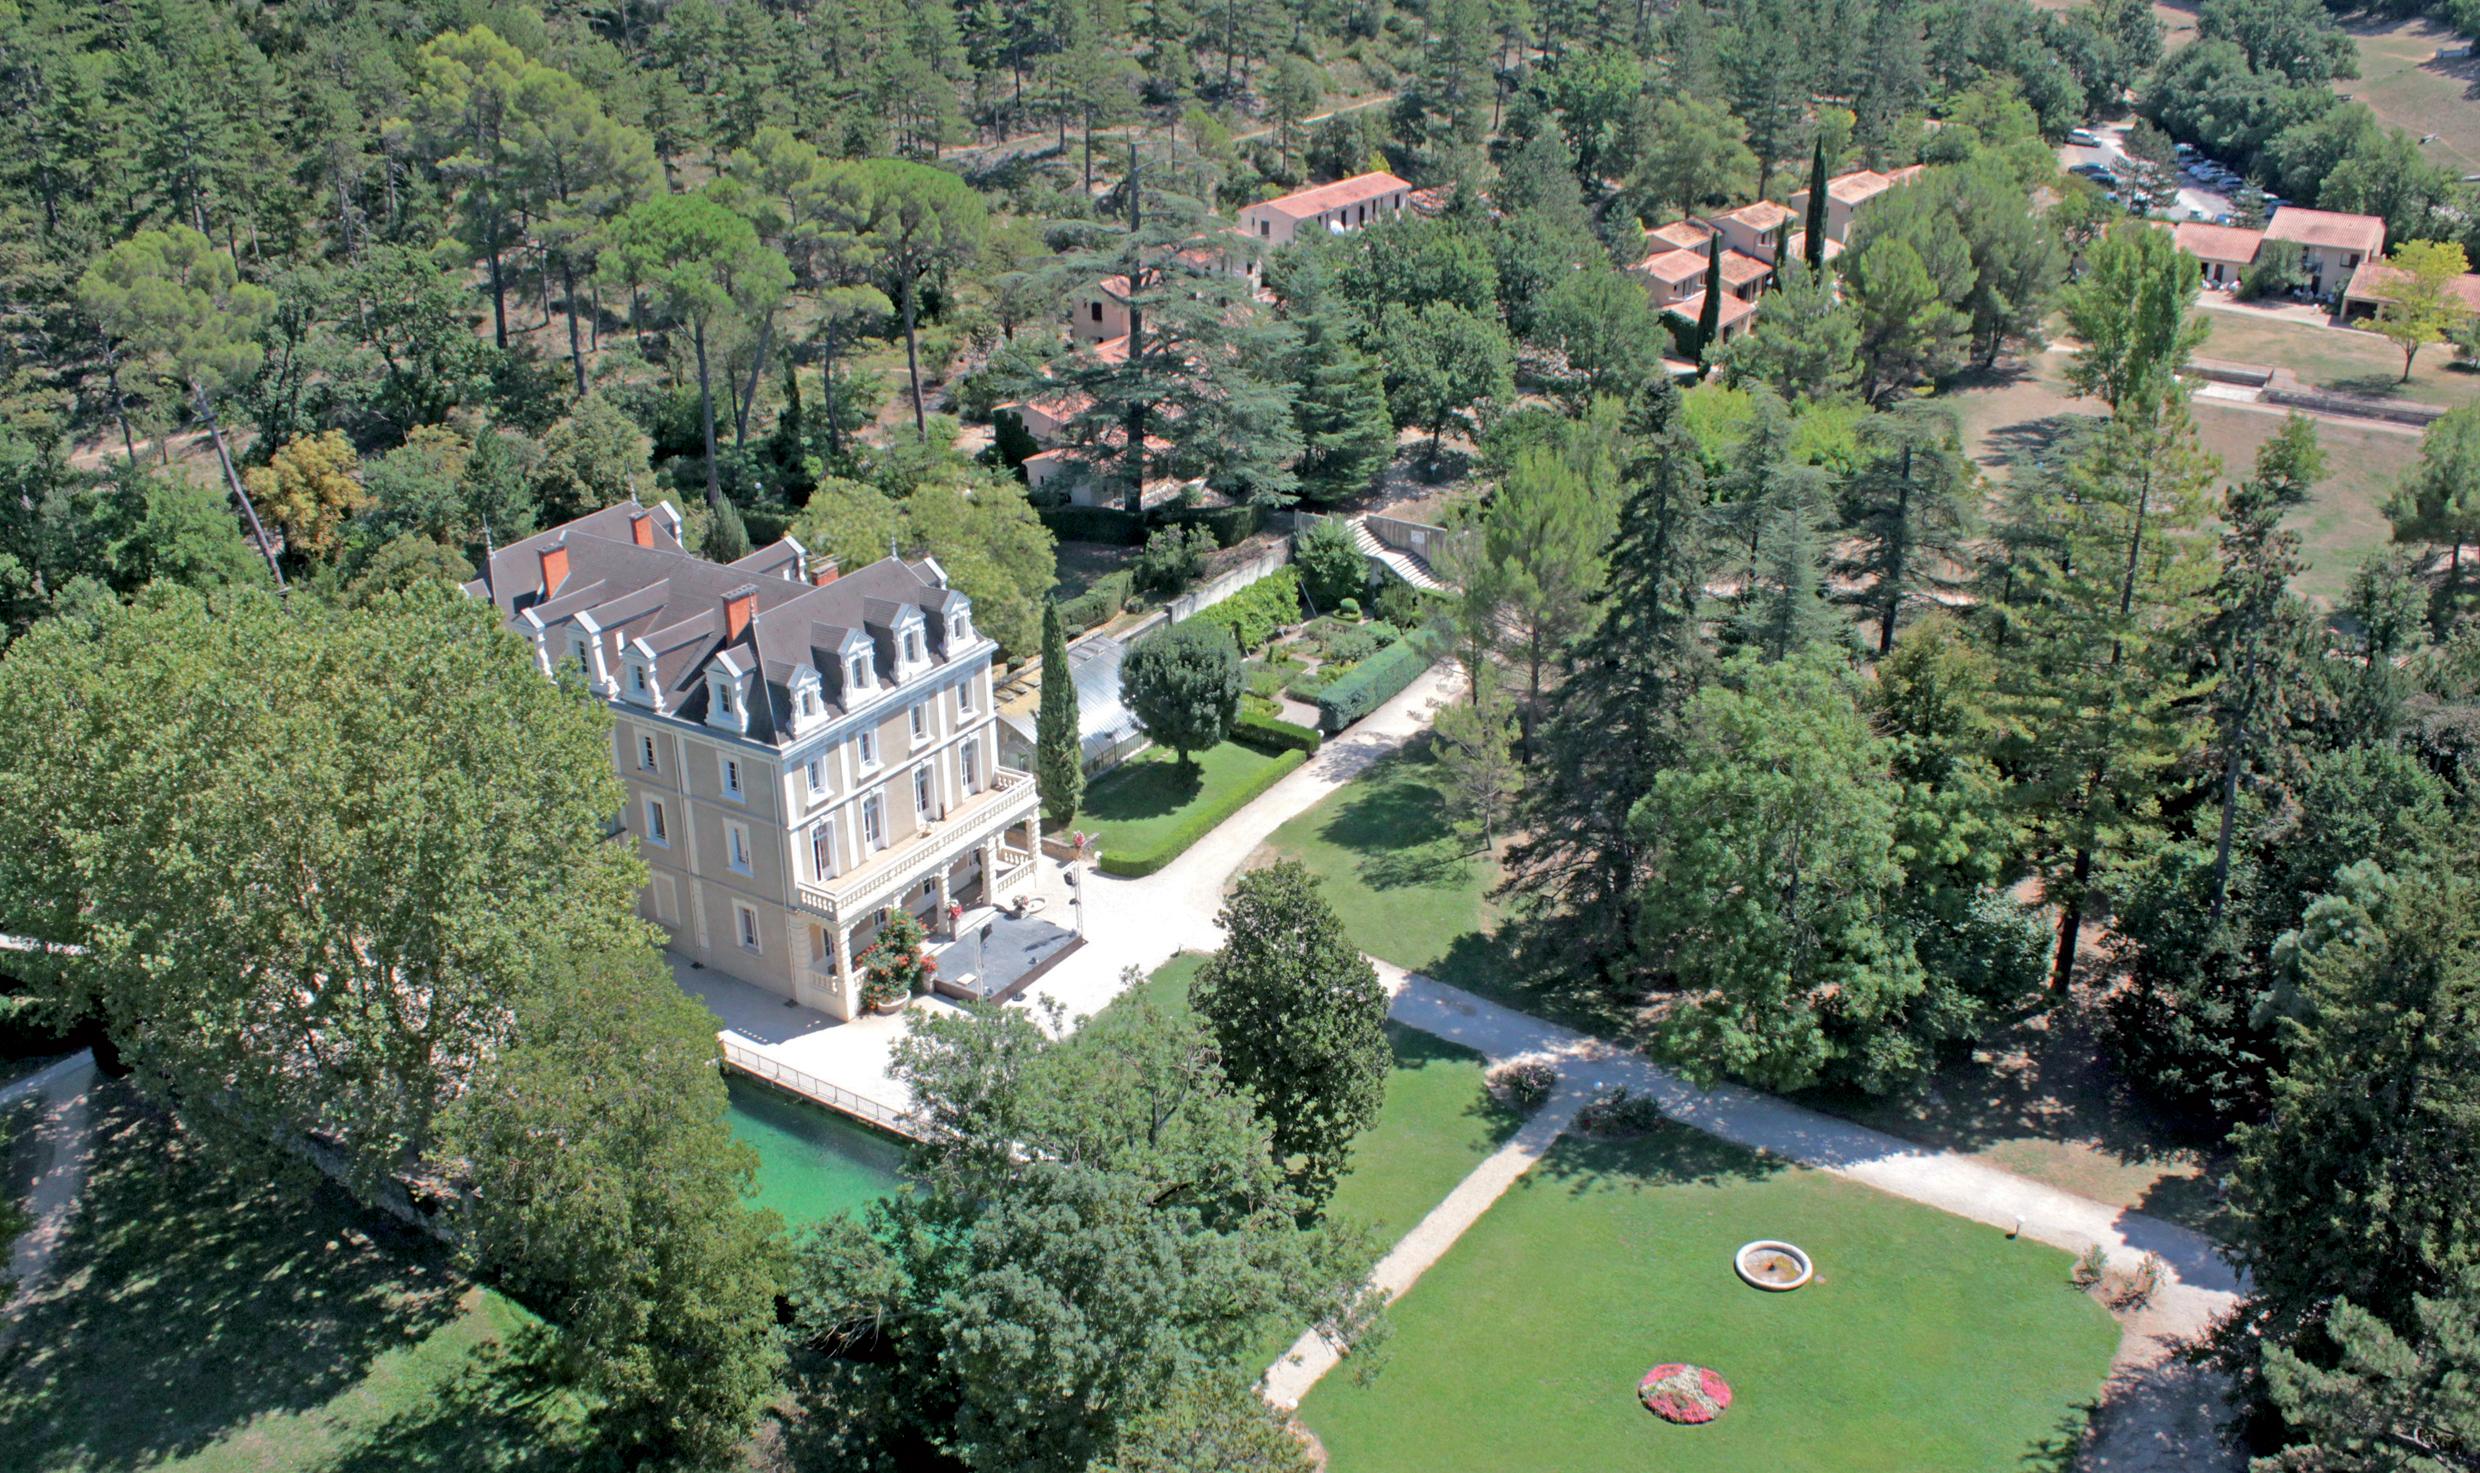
[1695,233,1725,367]
[1804,136,1829,275]
[1503,378,1716,991]
[1036,598,1083,827]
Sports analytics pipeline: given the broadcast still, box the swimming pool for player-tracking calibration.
[724,1075,907,1226]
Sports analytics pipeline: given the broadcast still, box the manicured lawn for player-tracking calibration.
[1259,743,1622,1033]
[1082,739,1304,876]
[0,1085,592,1473]
[2196,308,2480,411]
[2340,13,2480,179]
[1299,1123,2121,1473]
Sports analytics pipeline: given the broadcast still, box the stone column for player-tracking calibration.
[936,864,953,937]
[830,920,856,1021]
[980,836,1001,904]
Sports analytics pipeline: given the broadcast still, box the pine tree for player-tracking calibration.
[1999,389,2218,990]
[1835,400,1977,655]
[2203,414,2321,918]
[1505,379,1715,989]
[1728,501,1846,663]
[1036,598,1084,827]
[1289,274,1394,503]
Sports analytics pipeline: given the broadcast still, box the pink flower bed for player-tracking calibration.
[1638,1363,1733,1425]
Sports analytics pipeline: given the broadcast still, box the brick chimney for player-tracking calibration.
[628,511,655,547]
[722,583,758,642]
[811,558,841,587]
[537,541,570,599]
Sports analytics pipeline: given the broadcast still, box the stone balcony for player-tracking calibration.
[793,767,1038,927]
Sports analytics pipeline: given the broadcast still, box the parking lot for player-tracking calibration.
[2059,121,2248,224]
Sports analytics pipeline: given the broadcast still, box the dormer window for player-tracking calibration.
[715,682,736,716]
[799,687,819,719]
[627,662,649,698]
[847,654,869,690]
[904,629,925,665]
[949,610,971,644]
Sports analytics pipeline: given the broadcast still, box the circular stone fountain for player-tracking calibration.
[1734,1239,1814,1291]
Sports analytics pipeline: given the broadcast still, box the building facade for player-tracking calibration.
[469,501,1041,1021]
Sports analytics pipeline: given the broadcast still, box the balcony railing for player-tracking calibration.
[796,768,1037,924]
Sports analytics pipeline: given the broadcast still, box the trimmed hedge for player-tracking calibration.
[1314,637,1431,732]
[1233,711,1322,754]
[1095,748,1309,877]
[1039,504,1146,544]
[1057,569,1133,631]
[1187,566,1301,653]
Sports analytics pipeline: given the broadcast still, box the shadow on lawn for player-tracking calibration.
[324,1327,593,1473]
[1082,755,1205,820]
[0,1085,573,1472]
[1532,1121,1786,1200]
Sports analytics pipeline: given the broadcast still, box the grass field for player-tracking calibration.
[2340,13,2480,179]
[2197,308,2480,410]
[1254,741,1630,1032]
[0,1087,592,1473]
[1299,1123,2122,1473]
[1081,738,1303,875]
[1947,349,2423,603]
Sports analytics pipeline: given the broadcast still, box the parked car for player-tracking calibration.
[2068,127,2101,146]
[2174,141,2196,158]
[2070,162,2112,180]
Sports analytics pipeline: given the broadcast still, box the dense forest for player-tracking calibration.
[6,0,2480,1468]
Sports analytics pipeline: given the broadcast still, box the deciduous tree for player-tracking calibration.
[1194,860,1389,1203]
[1122,619,1243,770]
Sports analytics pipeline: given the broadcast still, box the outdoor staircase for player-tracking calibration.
[1346,515,1444,591]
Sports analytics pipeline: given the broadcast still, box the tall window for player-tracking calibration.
[805,755,826,798]
[735,903,760,952]
[645,799,669,846]
[811,824,835,879]
[910,703,928,741]
[722,757,743,799]
[956,675,974,715]
[727,822,752,875]
[862,794,885,848]
[913,765,935,818]
[856,729,878,769]
[960,738,979,790]
[639,735,659,773]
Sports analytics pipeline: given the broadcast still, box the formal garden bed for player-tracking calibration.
[1296,1124,2121,1472]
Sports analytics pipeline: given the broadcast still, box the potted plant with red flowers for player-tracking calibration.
[857,910,936,1013]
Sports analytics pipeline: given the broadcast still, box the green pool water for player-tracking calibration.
[725,1076,907,1226]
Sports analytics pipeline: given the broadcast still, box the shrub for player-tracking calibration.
[1188,566,1302,652]
[1232,710,1322,753]
[1371,579,1436,630]
[1056,569,1133,630]
[1094,748,1310,877]
[1487,1058,1557,1110]
[1284,670,1333,704]
[1336,596,1361,620]
[1313,636,1429,731]
[1576,1086,1666,1137]
[2112,1253,2164,1310]
[857,910,936,1008]
[1294,517,1369,609]
[2071,1243,2111,1291]
[1317,620,1395,665]
[1133,523,1215,593]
